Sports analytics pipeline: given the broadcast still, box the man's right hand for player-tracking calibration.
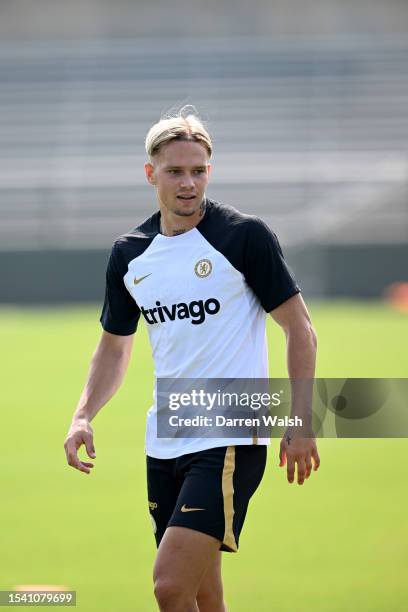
[64,419,96,474]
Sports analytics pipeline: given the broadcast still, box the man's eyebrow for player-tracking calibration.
[164,165,207,170]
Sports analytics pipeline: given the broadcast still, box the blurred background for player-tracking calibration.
[1,2,407,612]
[0,0,407,303]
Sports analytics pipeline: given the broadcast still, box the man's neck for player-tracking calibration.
[159,199,206,236]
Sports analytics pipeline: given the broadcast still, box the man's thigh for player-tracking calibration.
[153,526,221,598]
[196,550,224,606]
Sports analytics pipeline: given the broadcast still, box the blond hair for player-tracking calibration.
[145,107,212,159]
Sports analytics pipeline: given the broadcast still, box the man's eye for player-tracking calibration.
[194,169,205,174]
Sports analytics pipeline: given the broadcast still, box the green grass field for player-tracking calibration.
[1,301,407,611]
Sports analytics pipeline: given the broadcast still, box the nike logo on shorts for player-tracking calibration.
[180,504,205,513]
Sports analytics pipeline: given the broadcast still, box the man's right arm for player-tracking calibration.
[64,330,134,474]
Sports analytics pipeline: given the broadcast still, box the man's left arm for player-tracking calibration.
[269,293,320,485]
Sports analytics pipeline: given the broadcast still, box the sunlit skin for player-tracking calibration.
[145,139,211,236]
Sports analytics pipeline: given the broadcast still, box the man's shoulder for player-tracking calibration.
[207,198,251,223]
[203,198,274,239]
[115,210,160,245]
[110,211,160,262]
[199,199,279,274]
[107,212,159,266]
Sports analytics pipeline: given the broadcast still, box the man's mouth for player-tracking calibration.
[177,195,196,201]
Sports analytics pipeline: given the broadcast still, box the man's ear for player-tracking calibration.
[145,162,156,185]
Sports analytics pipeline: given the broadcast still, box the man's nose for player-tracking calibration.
[180,174,195,188]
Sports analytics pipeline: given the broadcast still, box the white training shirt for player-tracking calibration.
[100,198,300,458]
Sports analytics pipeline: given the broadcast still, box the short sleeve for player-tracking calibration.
[99,242,141,335]
[243,218,300,312]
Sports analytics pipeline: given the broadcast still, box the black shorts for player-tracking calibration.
[146,444,267,553]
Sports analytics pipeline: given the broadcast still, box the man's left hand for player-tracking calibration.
[279,434,320,485]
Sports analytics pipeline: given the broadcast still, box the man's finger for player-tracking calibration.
[67,452,83,470]
[66,446,93,474]
[66,451,81,468]
[296,457,306,485]
[279,443,286,467]
[305,452,312,478]
[286,455,295,483]
[64,441,76,462]
[84,434,96,458]
[76,460,94,474]
[311,447,321,470]
[70,457,93,474]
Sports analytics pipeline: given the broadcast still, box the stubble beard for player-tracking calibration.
[173,208,196,217]
[171,196,206,218]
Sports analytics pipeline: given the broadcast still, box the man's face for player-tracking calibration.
[145,140,211,216]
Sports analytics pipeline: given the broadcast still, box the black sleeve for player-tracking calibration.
[243,218,300,312]
[99,242,141,335]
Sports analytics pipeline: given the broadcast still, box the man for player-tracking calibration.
[64,110,320,612]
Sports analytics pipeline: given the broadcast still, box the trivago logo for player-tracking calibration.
[141,298,221,325]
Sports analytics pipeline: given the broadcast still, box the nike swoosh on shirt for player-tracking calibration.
[134,273,152,285]
[180,504,206,513]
